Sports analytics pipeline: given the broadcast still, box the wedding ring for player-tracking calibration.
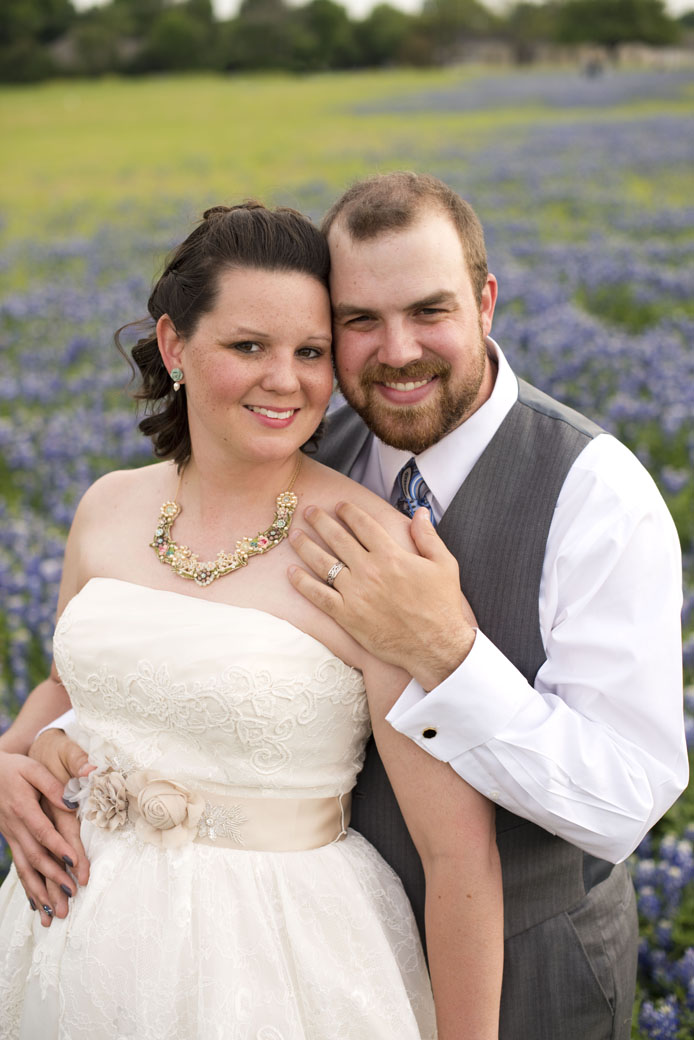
[325,561,346,588]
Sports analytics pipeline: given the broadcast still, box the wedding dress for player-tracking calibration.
[0,578,436,1039]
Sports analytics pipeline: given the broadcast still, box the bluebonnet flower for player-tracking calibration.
[673,948,694,990]
[638,995,680,1039]
[687,976,694,1014]
[638,886,663,924]
[655,920,674,953]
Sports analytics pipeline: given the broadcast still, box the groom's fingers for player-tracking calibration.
[300,505,376,567]
[288,527,350,590]
[287,563,343,619]
[333,501,407,551]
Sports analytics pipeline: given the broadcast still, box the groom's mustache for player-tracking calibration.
[359,359,451,390]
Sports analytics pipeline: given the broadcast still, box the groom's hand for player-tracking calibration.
[289,502,477,690]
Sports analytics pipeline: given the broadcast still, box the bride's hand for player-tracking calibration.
[0,746,84,926]
[27,731,94,926]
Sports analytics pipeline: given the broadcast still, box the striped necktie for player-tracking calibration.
[395,458,437,527]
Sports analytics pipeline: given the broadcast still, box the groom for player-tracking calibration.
[287,172,687,1039]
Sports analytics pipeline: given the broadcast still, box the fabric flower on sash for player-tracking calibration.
[125,772,206,849]
[84,770,129,831]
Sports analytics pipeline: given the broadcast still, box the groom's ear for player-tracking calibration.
[156,314,184,372]
[480,274,498,337]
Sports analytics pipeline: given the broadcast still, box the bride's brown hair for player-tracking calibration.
[116,201,330,469]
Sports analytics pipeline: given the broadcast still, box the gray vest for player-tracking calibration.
[316,379,613,943]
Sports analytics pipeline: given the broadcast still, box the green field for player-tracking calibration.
[0,69,477,237]
[3,67,692,242]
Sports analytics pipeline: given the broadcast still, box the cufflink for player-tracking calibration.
[422,728,437,739]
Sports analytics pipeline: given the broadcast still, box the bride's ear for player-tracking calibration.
[157,314,184,374]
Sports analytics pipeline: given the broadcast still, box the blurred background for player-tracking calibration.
[1,0,694,80]
[1,2,693,1036]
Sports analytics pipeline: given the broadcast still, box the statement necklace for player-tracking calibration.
[150,456,302,587]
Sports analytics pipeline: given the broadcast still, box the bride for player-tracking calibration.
[0,201,502,1039]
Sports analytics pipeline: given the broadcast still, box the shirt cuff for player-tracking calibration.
[386,629,531,760]
[35,709,76,741]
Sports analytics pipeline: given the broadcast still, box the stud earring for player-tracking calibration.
[170,367,184,392]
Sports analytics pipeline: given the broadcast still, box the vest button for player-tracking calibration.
[422,728,437,739]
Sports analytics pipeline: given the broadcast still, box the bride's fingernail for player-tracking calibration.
[62,797,79,810]
[60,885,72,898]
[42,905,54,917]
[63,855,74,867]
[28,898,37,911]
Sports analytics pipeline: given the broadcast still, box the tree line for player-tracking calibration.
[2,0,693,83]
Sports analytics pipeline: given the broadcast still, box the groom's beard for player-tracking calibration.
[336,329,487,456]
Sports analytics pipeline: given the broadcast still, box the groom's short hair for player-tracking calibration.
[321,171,489,305]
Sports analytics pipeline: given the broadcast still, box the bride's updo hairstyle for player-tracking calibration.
[117,201,330,469]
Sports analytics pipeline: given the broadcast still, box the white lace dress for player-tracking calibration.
[0,578,436,1040]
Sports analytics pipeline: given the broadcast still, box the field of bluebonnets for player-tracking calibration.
[1,65,693,1036]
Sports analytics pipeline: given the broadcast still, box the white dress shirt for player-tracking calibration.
[351,340,688,863]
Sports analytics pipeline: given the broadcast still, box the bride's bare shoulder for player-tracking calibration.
[300,457,413,547]
[73,462,175,526]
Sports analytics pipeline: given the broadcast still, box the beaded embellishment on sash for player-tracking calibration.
[198,803,249,846]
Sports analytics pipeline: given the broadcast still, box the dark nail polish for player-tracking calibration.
[62,797,79,810]
[60,884,72,898]
[42,905,54,917]
[29,898,37,911]
[62,855,74,867]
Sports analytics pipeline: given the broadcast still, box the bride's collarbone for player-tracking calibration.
[79,518,301,606]
[77,486,356,655]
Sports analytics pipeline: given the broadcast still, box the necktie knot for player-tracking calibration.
[396,459,436,526]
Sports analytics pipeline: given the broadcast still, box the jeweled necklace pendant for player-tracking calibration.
[150,457,301,587]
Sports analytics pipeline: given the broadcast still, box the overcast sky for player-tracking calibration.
[72,0,694,21]
[210,0,421,15]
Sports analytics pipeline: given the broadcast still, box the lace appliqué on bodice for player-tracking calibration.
[52,579,371,797]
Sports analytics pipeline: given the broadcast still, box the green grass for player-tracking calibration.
[0,69,467,239]
[2,67,691,245]
[577,283,694,333]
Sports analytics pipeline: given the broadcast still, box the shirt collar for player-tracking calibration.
[376,339,518,516]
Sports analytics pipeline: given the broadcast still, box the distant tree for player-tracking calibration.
[70,22,123,76]
[293,0,357,70]
[187,0,215,25]
[418,0,496,62]
[0,0,75,46]
[219,0,297,71]
[0,0,75,81]
[0,38,54,81]
[555,0,680,49]
[111,0,168,37]
[65,2,138,76]
[677,8,694,28]
[353,3,415,66]
[504,2,559,63]
[142,7,212,70]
